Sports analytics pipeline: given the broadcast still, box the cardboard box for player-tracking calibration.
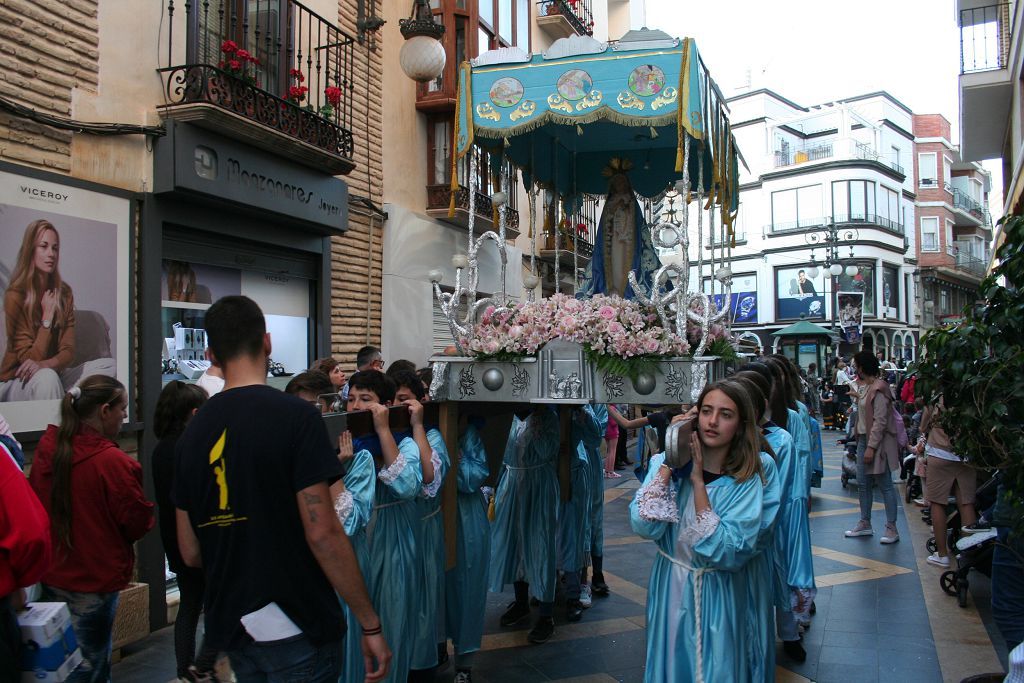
[18,602,81,681]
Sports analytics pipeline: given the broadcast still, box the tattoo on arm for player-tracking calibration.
[302,491,322,523]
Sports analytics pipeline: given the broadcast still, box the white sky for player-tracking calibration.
[642,0,1004,215]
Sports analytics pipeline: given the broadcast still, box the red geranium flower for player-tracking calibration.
[236,49,252,61]
[324,86,343,106]
[287,85,308,102]
[228,59,242,71]
[221,39,238,54]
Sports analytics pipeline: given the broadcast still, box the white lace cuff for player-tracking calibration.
[636,477,680,523]
[681,508,720,546]
[378,455,407,485]
[333,489,354,526]
[420,449,444,498]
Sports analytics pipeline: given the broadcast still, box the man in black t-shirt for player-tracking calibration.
[173,296,390,682]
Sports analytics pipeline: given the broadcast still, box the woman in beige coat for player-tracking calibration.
[844,351,901,544]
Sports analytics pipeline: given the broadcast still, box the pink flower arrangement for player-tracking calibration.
[462,293,691,360]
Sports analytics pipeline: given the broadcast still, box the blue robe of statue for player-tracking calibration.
[336,448,376,683]
[410,429,451,670]
[577,192,661,300]
[745,452,782,683]
[365,436,424,683]
[445,424,491,656]
[489,408,561,602]
[629,452,767,683]
[586,404,609,556]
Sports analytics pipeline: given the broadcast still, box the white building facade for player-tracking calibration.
[721,90,918,366]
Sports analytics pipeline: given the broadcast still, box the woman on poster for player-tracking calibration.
[0,220,116,402]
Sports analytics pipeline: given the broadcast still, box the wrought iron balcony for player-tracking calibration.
[425,150,520,239]
[951,187,989,223]
[960,3,1011,74]
[536,0,594,38]
[159,0,356,174]
[773,142,833,168]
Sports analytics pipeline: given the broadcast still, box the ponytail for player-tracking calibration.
[51,374,125,552]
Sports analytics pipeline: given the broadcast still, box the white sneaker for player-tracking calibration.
[579,582,593,608]
[927,553,950,568]
[880,524,900,544]
[844,520,873,537]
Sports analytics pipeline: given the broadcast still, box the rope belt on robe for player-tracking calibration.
[656,548,713,683]
[421,506,442,521]
[504,463,550,471]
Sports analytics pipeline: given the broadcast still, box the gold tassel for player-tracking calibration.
[448,189,456,218]
[675,143,684,173]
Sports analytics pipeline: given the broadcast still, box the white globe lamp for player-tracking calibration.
[399,0,447,83]
[829,263,843,277]
[806,265,820,279]
[845,264,859,277]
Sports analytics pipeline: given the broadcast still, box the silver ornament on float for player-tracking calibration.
[482,368,504,391]
[633,372,656,395]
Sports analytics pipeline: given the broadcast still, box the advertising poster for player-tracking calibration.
[0,168,131,433]
[705,273,758,324]
[776,265,826,320]
[835,263,875,316]
[837,291,865,344]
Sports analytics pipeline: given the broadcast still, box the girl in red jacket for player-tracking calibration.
[29,375,154,683]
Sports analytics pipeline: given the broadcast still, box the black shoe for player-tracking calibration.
[500,601,530,627]
[566,599,583,622]
[435,643,450,672]
[783,639,807,662]
[591,577,610,597]
[809,600,816,615]
[527,617,555,644]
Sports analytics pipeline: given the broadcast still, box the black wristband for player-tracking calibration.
[363,624,382,636]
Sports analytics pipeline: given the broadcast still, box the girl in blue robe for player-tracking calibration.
[409,428,450,671]
[583,404,610,597]
[489,407,561,642]
[558,407,598,618]
[332,446,376,683]
[630,380,769,683]
[809,415,824,489]
[445,423,491,679]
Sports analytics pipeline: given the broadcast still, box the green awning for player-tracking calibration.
[771,320,837,338]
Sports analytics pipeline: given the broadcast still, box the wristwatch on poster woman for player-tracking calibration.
[42,319,51,329]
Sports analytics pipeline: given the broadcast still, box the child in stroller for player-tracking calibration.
[838,405,858,488]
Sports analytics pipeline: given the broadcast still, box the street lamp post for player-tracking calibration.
[804,220,859,354]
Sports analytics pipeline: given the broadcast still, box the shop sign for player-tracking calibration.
[154,121,348,232]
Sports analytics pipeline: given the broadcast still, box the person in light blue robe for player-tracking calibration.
[409,427,451,671]
[445,422,491,678]
[583,404,610,595]
[557,407,598,618]
[746,452,782,682]
[333,447,376,683]
[576,170,661,300]
[630,451,767,683]
[809,415,824,489]
[361,434,424,683]
[489,407,561,640]
[786,403,818,626]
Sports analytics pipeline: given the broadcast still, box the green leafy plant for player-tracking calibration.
[585,348,664,382]
[917,213,1024,532]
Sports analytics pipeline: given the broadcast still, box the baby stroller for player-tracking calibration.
[839,433,858,488]
[941,527,997,608]
[902,452,923,503]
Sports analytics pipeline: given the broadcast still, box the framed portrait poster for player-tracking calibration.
[837,291,865,344]
[0,167,132,434]
[775,265,826,320]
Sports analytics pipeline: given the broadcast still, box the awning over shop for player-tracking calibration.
[772,319,839,342]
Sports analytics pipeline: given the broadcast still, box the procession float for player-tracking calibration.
[425,28,744,408]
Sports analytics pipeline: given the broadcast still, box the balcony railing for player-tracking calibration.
[161,0,355,170]
[773,143,834,168]
[536,0,594,36]
[770,214,903,235]
[960,3,1012,73]
[951,187,989,222]
[953,243,989,277]
[426,148,520,238]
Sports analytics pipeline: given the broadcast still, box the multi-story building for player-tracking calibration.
[379,0,641,364]
[1,0,384,635]
[957,0,1018,254]
[912,114,993,329]
[722,89,918,366]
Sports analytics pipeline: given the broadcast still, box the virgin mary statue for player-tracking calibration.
[576,158,660,300]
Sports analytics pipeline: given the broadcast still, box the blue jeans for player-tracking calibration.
[992,527,1024,651]
[855,435,898,526]
[40,586,119,683]
[228,634,342,683]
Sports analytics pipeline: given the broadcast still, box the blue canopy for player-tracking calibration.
[451,31,741,231]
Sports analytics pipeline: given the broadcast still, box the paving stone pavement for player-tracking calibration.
[112,437,1006,682]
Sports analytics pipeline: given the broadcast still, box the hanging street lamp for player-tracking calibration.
[399,0,447,82]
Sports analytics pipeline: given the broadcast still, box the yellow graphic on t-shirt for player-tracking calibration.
[210,429,229,510]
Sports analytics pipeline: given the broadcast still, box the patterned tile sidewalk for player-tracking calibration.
[113,439,1006,682]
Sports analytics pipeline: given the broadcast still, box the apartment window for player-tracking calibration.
[878,186,900,229]
[919,153,937,187]
[943,156,953,191]
[921,216,939,251]
[891,145,901,170]
[771,185,822,230]
[832,180,875,222]
[945,219,955,253]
